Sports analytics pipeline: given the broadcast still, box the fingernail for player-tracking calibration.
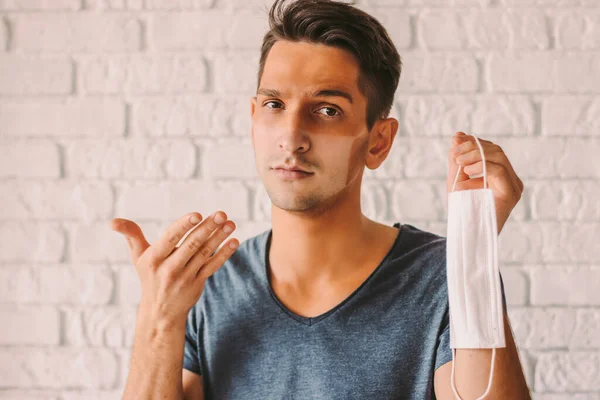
[214,213,225,224]
[190,214,200,224]
[223,224,233,234]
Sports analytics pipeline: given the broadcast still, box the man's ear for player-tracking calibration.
[365,117,398,170]
[250,96,257,117]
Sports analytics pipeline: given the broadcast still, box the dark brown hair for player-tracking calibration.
[257,0,402,132]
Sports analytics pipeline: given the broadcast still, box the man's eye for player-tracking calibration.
[317,107,341,118]
[264,101,282,109]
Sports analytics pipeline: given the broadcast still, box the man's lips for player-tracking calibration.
[272,168,314,179]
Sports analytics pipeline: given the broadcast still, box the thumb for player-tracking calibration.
[109,218,151,265]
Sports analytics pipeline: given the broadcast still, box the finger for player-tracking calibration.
[195,237,239,282]
[151,212,205,261]
[455,146,522,196]
[165,211,229,269]
[457,160,519,197]
[178,220,236,277]
[448,134,471,192]
[109,218,151,265]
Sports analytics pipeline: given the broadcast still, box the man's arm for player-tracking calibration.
[434,310,531,399]
[123,313,186,400]
[183,370,205,400]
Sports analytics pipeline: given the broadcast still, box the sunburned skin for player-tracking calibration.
[250,41,374,220]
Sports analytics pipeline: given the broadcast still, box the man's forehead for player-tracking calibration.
[262,41,360,84]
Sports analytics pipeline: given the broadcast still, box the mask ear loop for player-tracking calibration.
[451,135,488,192]
[449,134,496,400]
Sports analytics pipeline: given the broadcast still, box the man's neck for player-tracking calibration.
[268,208,378,289]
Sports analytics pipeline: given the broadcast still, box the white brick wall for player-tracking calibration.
[0,0,598,397]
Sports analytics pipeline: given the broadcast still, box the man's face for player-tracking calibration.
[250,40,371,214]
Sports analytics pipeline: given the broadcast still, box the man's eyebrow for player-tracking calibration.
[257,88,354,104]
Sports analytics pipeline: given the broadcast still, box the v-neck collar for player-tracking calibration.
[261,222,403,327]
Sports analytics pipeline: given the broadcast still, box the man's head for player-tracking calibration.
[250,0,401,216]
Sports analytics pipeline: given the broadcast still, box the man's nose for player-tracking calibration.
[278,110,310,153]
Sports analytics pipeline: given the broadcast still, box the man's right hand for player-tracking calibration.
[109,211,238,329]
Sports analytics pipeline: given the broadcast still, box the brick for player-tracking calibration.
[501,137,563,179]
[150,12,229,50]
[213,51,260,94]
[501,0,595,5]
[114,180,249,221]
[0,180,112,221]
[0,222,64,262]
[396,52,479,93]
[542,95,600,136]
[83,0,143,9]
[471,96,536,135]
[117,348,130,388]
[555,11,600,50]
[488,53,555,93]
[497,222,544,264]
[13,13,141,52]
[202,140,257,179]
[529,180,600,221]
[65,139,196,179]
[401,95,535,136]
[0,0,79,9]
[0,140,60,178]
[64,306,137,347]
[571,309,600,348]
[216,0,284,8]
[227,12,270,49]
[500,267,528,306]
[0,390,60,399]
[531,266,600,305]
[61,391,124,400]
[532,394,600,400]
[132,95,250,137]
[402,95,474,136]
[0,265,114,305]
[535,351,600,391]
[353,8,411,49]
[116,265,142,305]
[145,0,213,8]
[69,221,162,263]
[390,180,445,220]
[544,223,600,262]
[0,55,71,95]
[418,10,548,50]
[0,305,60,345]
[0,98,125,137]
[0,18,6,51]
[555,53,600,93]
[409,0,492,4]
[361,180,390,221]
[0,348,118,389]
[400,137,449,178]
[77,55,208,94]
[556,138,600,178]
[509,307,577,349]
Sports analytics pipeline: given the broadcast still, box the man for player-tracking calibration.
[113,0,530,398]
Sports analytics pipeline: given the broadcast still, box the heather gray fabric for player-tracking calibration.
[183,223,507,400]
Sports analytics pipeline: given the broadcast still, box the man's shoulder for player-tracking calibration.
[395,223,446,257]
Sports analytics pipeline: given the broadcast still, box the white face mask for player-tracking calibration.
[446,135,506,400]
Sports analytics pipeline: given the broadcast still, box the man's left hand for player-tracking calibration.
[446,131,524,235]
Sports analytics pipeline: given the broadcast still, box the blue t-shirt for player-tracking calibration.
[183,223,506,399]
